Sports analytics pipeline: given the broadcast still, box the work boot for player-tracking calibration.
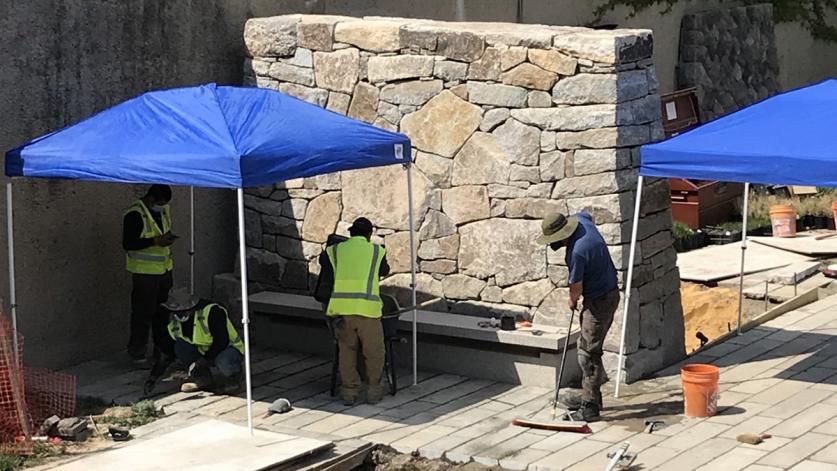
[367,386,384,405]
[577,401,601,422]
[214,373,244,395]
[341,394,358,407]
[558,393,584,411]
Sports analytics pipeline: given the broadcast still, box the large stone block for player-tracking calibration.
[451,133,511,186]
[304,172,341,191]
[459,219,546,286]
[555,126,651,150]
[527,182,553,198]
[381,273,446,310]
[301,192,342,243]
[333,20,404,52]
[244,16,300,58]
[244,194,283,216]
[347,82,380,124]
[418,234,459,260]
[505,198,566,219]
[419,209,457,240]
[275,235,321,261]
[367,55,435,83]
[617,95,662,126]
[434,61,468,81]
[400,91,482,158]
[268,62,314,86]
[511,105,615,131]
[500,46,528,71]
[608,244,643,270]
[421,259,456,274]
[414,151,452,188]
[380,80,443,106]
[442,185,490,225]
[566,193,633,223]
[552,30,653,64]
[437,31,485,62]
[281,198,308,220]
[573,149,632,176]
[501,63,557,91]
[480,108,510,132]
[493,119,540,166]
[641,230,673,259]
[488,184,527,199]
[660,292,686,364]
[467,47,502,81]
[451,300,530,319]
[551,71,649,105]
[547,265,569,287]
[326,92,351,115]
[382,231,418,274]
[277,83,329,107]
[400,25,438,51]
[503,279,554,306]
[262,215,303,238]
[603,288,638,354]
[297,16,353,52]
[510,164,540,183]
[639,301,663,349]
[552,170,636,198]
[528,49,578,75]
[443,274,486,300]
[539,150,568,181]
[467,82,528,108]
[528,91,553,108]
[244,210,262,248]
[313,48,360,93]
[246,248,287,285]
[532,288,569,326]
[342,164,432,231]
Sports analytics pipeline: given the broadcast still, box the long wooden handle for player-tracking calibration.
[383,297,443,318]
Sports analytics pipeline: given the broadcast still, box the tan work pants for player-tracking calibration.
[335,315,385,399]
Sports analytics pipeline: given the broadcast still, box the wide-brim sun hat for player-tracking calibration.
[536,212,579,245]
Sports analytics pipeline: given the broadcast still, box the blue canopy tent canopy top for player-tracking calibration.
[4,83,416,433]
[616,78,837,396]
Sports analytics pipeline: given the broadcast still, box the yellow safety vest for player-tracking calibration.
[167,304,244,355]
[124,200,173,275]
[326,236,385,318]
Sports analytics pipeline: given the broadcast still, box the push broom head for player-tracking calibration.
[511,416,592,433]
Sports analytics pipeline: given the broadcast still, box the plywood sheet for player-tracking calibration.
[677,241,812,282]
[750,233,837,255]
[53,419,332,471]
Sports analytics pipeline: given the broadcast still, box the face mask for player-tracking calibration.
[151,204,165,212]
[174,312,191,322]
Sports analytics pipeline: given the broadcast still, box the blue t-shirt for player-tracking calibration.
[565,211,618,300]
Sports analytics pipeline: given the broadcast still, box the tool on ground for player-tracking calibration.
[511,308,590,433]
[815,231,837,240]
[736,432,771,445]
[500,315,516,330]
[477,318,500,329]
[385,297,443,317]
[262,398,292,418]
[108,425,130,442]
[88,415,105,440]
[604,441,636,471]
[644,420,664,433]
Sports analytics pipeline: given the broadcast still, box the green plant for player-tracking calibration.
[0,454,24,471]
[593,0,837,42]
[672,220,694,239]
[96,400,161,428]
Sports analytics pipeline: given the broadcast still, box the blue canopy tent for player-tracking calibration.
[615,78,837,396]
[5,83,416,433]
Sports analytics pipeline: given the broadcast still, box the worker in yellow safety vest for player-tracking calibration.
[320,217,390,405]
[122,184,177,367]
[162,287,244,394]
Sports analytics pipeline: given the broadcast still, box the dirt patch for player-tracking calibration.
[680,282,741,353]
[362,447,509,471]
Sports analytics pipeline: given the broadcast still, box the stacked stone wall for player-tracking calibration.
[237,15,685,381]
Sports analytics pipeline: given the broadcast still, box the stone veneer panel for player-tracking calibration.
[236,15,683,382]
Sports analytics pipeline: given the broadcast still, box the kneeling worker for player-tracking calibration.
[537,211,620,421]
[162,288,244,393]
[322,217,390,405]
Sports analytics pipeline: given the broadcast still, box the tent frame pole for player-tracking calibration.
[615,175,644,398]
[405,163,418,386]
[236,188,254,436]
[737,183,750,335]
[6,182,19,365]
[189,186,195,295]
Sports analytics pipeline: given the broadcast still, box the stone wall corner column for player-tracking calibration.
[615,175,644,398]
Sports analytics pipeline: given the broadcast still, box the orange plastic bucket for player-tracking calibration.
[769,204,797,238]
[681,364,720,417]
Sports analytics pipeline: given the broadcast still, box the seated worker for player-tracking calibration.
[161,287,245,394]
[319,218,390,405]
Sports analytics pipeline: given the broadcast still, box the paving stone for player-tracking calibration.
[628,445,680,470]
[743,466,784,471]
[758,433,837,469]
[391,424,460,454]
[447,425,527,464]
[814,415,837,435]
[720,415,782,439]
[657,421,730,451]
[528,430,586,452]
[498,448,553,470]
[566,433,665,470]
[749,379,813,405]
[729,377,785,395]
[530,439,610,471]
[659,437,739,470]
[788,460,837,470]
[768,403,837,438]
[695,447,767,471]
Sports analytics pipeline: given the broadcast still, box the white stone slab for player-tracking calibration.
[52,419,332,471]
[678,241,812,282]
[752,233,837,256]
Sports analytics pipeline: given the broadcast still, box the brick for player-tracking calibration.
[749,380,812,405]
[788,460,837,470]
[811,440,837,464]
[767,403,837,438]
[695,447,767,471]
[628,445,680,470]
[659,437,739,470]
[531,439,610,471]
[657,421,731,451]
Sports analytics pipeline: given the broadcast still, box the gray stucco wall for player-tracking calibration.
[0,0,323,368]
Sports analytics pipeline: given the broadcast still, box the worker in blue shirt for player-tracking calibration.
[537,211,620,421]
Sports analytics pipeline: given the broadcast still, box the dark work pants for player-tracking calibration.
[577,288,620,407]
[128,271,173,356]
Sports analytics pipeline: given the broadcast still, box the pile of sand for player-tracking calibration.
[680,282,740,353]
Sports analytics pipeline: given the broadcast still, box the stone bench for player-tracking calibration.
[247,290,579,388]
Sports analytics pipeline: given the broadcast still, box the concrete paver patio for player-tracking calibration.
[51,293,837,470]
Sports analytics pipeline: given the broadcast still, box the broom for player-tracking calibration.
[511,308,591,433]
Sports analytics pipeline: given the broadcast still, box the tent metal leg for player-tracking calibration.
[6,182,18,365]
[737,183,750,335]
[189,186,195,295]
[615,175,644,398]
[405,163,418,386]
[236,188,254,436]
